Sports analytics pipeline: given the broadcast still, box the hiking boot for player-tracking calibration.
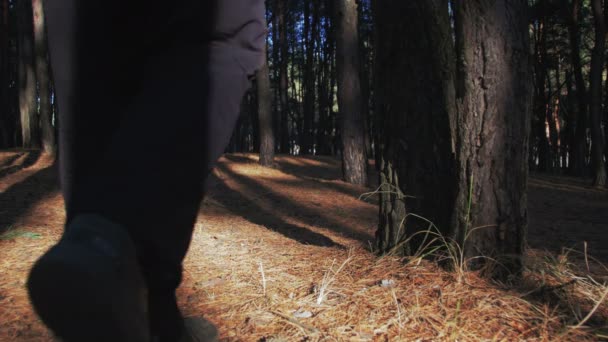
[27,214,150,342]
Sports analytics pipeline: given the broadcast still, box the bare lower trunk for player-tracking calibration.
[301,0,319,155]
[589,0,606,187]
[532,4,550,172]
[374,0,455,256]
[335,0,368,185]
[18,0,39,148]
[0,0,11,147]
[33,0,55,157]
[452,0,531,278]
[568,0,589,177]
[257,52,275,166]
[277,0,289,153]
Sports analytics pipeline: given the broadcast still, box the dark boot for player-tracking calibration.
[27,214,150,342]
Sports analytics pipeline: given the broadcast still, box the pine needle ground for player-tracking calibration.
[0,151,606,341]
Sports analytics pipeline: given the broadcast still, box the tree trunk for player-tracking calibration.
[604,65,608,180]
[316,3,332,156]
[452,0,531,278]
[357,0,372,159]
[0,0,12,147]
[277,0,290,154]
[568,0,588,177]
[566,71,577,171]
[532,11,550,172]
[329,30,338,157]
[315,3,336,156]
[334,0,368,185]
[271,2,281,154]
[374,0,456,256]
[301,0,319,155]
[289,48,302,151]
[17,0,39,148]
[588,0,606,187]
[257,48,275,166]
[371,0,383,170]
[546,71,560,171]
[33,0,55,157]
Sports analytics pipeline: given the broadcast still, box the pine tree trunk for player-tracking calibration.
[0,0,11,147]
[566,71,577,171]
[17,0,39,148]
[316,5,336,156]
[546,71,560,171]
[568,0,588,177]
[271,4,281,154]
[371,0,383,170]
[533,12,550,172]
[452,0,531,278]
[301,0,319,155]
[277,0,290,154]
[316,3,332,156]
[589,0,606,187]
[33,0,55,157]
[335,0,368,185]
[257,49,275,166]
[374,0,455,256]
[357,1,372,159]
[604,67,608,178]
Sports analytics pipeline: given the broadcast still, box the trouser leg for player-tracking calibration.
[44,0,265,339]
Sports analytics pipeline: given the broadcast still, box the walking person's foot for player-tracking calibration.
[27,214,150,342]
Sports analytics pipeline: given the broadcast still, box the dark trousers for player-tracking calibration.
[44,0,265,335]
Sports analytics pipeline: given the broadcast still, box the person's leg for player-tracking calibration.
[79,2,266,338]
[28,1,164,341]
[30,0,265,341]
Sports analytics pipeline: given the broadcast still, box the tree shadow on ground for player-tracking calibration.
[204,170,343,248]
[208,158,372,245]
[0,164,59,235]
[0,150,43,180]
[213,161,374,244]
[273,155,344,180]
[222,154,380,205]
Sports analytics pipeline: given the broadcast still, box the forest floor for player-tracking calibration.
[0,150,607,341]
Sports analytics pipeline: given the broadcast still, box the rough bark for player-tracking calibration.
[334,0,368,185]
[588,0,606,187]
[452,0,531,278]
[257,50,275,166]
[17,0,39,148]
[33,0,55,157]
[374,0,456,256]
